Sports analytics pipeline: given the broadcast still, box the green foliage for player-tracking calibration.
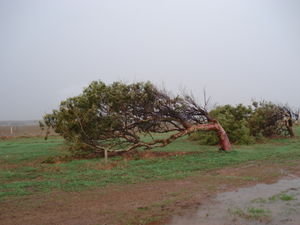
[42,79,295,153]
[190,104,255,145]
[42,80,223,154]
[248,101,291,138]
[42,81,160,153]
[190,101,295,145]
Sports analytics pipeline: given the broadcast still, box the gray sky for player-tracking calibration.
[1,0,300,120]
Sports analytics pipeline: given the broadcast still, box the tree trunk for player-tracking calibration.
[214,122,232,151]
[284,118,295,137]
[286,120,295,137]
[188,122,231,151]
[104,149,108,163]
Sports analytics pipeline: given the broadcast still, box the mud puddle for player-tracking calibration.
[168,176,300,225]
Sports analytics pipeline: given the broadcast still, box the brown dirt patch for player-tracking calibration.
[1,160,299,225]
[43,151,196,166]
[122,150,196,160]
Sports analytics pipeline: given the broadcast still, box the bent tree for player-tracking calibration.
[249,101,296,138]
[42,81,231,158]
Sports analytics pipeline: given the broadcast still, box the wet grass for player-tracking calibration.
[279,194,296,201]
[1,127,300,200]
[229,207,271,220]
[269,193,297,201]
[252,192,297,204]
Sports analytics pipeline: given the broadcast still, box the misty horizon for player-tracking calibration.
[1,0,300,120]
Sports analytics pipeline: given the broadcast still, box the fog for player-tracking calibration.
[0,0,299,120]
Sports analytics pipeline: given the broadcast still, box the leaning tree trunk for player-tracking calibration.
[189,122,231,151]
[286,118,295,137]
[130,121,232,152]
[214,122,232,151]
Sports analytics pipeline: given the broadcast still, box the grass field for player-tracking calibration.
[1,127,300,201]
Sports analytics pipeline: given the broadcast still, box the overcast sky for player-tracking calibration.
[0,0,300,120]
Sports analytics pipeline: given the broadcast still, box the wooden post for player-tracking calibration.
[104,149,108,163]
[10,126,13,136]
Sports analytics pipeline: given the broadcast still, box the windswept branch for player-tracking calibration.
[42,81,231,158]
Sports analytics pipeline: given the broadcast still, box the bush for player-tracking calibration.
[248,101,293,137]
[190,104,255,145]
[189,101,295,145]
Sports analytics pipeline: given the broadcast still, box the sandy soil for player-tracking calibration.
[1,160,300,225]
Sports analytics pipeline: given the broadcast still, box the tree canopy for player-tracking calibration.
[41,81,231,156]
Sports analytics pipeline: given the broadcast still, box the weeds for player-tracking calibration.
[229,207,271,220]
[269,193,296,201]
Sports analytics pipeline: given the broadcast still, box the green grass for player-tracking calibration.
[269,193,296,201]
[229,207,271,220]
[251,197,268,204]
[1,127,300,200]
[279,194,295,201]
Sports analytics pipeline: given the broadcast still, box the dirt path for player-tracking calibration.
[1,160,300,225]
[168,176,300,225]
